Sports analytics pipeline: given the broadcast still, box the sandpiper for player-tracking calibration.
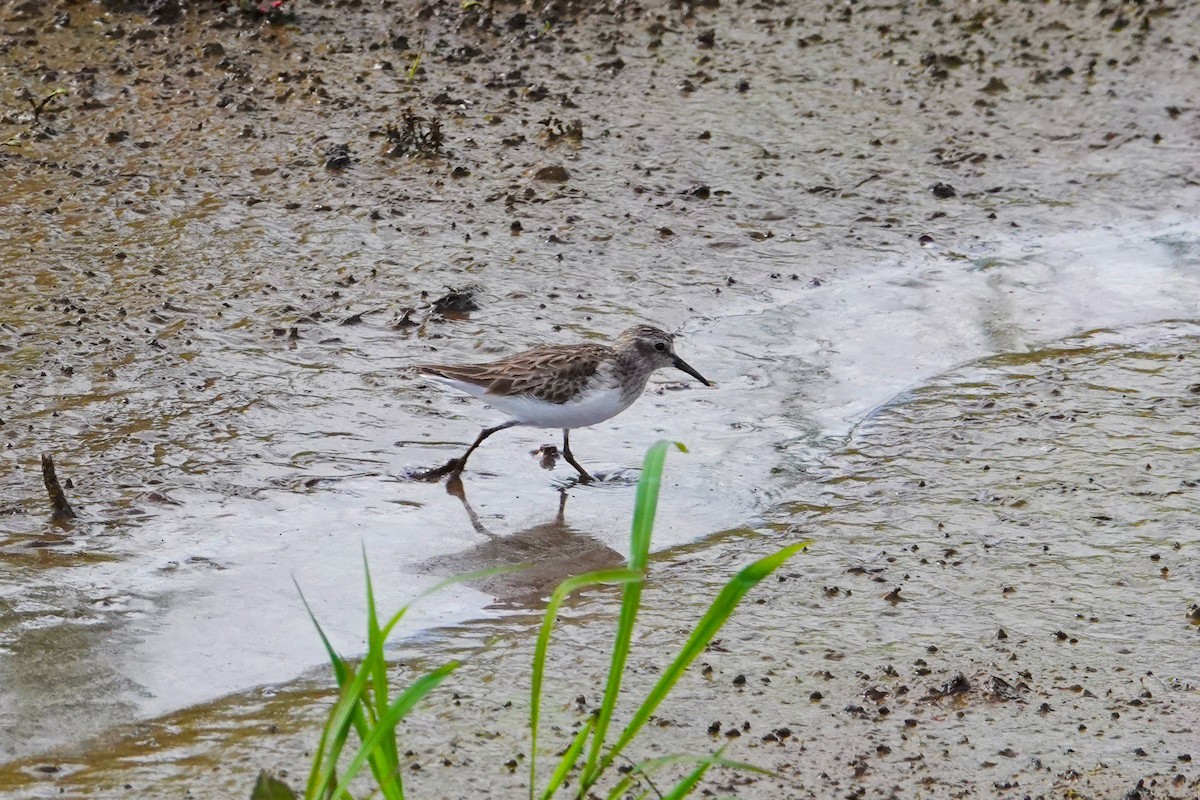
[415,325,710,483]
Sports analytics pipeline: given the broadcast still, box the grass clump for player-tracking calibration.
[258,441,809,800]
[288,562,480,800]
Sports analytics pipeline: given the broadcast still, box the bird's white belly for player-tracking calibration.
[491,387,629,429]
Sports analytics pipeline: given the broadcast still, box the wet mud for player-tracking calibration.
[5,322,1199,799]
[2,0,1199,796]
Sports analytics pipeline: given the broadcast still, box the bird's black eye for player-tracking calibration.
[654,342,667,352]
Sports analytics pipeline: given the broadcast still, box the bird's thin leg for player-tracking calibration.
[416,420,519,482]
[561,428,594,483]
[457,420,520,473]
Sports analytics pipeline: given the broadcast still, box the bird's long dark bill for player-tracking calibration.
[673,356,711,386]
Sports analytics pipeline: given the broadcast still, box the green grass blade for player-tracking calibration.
[309,660,374,798]
[661,758,715,800]
[252,770,298,800]
[602,770,639,800]
[328,662,460,799]
[301,563,526,800]
[529,568,642,800]
[297,588,392,800]
[604,751,773,800]
[294,580,352,686]
[581,441,682,790]
[537,716,595,800]
[362,553,403,800]
[359,563,525,798]
[629,440,679,570]
[619,748,768,800]
[318,689,372,800]
[596,541,810,778]
[657,748,775,800]
[296,582,360,799]
[379,565,529,642]
[632,752,775,778]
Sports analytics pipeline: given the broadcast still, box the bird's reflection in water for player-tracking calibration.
[419,485,624,611]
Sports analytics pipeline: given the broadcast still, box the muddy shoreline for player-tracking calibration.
[2,0,1199,796]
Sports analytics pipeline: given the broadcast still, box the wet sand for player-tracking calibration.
[1,0,1199,796]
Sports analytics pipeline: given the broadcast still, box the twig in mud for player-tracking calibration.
[617,753,667,800]
[21,88,67,123]
[41,453,76,522]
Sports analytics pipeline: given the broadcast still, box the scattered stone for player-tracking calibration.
[432,289,479,316]
[931,182,957,199]
[533,165,569,182]
[981,76,1009,93]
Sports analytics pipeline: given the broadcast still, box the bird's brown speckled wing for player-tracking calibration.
[417,344,611,404]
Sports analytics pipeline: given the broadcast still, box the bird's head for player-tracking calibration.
[617,325,711,386]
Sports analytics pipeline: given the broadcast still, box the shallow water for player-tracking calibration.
[2,0,1200,794]
[4,310,1197,799]
[5,215,1197,763]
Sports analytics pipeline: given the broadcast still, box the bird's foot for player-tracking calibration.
[413,458,464,482]
[562,454,593,484]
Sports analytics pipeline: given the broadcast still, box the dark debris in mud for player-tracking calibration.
[430,288,479,317]
[379,110,443,158]
[322,142,352,170]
